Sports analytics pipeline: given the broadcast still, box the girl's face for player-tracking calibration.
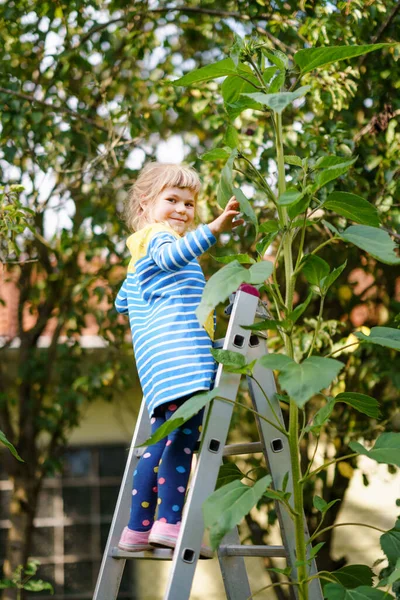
[150,187,196,235]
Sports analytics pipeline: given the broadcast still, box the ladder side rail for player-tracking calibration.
[217,528,252,600]
[247,340,323,600]
[93,400,151,600]
[163,291,259,600]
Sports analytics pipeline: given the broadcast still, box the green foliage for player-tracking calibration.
[196,260,273,325]
[0,185,34,260]
[349,433,400,467]
[169,27,399,600]
[324,192,380,227]
[259,354,343,407]
[294,44,395,74]
[243,86,311,114]
[339,226,400,265]
[140,388,219,446]
[328,565,374,589]
[203,474,271,550]
[0,560,53,594]
[324,584,388,600]
[355,327,400,350]
[0,429,24,461]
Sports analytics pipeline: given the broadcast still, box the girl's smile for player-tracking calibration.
[151,187,196,234]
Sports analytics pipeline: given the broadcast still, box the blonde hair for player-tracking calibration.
[124,162,201,232]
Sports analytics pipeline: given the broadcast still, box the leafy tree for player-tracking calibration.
[0,2,399,598]
[140,29,400,600]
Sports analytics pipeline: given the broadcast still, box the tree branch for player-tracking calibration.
[0,86,110,133]
[79,6,273,46]
[371,0,400,43]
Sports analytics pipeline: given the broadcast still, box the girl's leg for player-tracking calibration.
[127,411,166,532]
[156,401,204,525]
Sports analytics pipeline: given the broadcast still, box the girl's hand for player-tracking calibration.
[208,197,244,236]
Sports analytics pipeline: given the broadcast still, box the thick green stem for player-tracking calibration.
[288,400,308,600]
[307,295,325,358]
[275,110,308,600]
[275,112,294,313]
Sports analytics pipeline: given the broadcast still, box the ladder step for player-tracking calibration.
[135,441,263,458]
[112,544,286,559]
[219,544,286,558]
[111,547,173,560]
[223,442,263,456]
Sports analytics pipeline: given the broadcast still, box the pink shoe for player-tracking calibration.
[118,526,153,552]
[149,520,213,559]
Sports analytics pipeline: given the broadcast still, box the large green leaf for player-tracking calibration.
[294,44,393,74]
[262,48,288,70]
[201,148,231,161]
[279,357,344,408]
[232,186,258,231]
[0,430,23,462]
[349,432,400,467]
[329,565,374,589]
[242,85,310,114]
[225,96,264,120]
[210,349,246,370]
[340,226,400,265]
[260,355,343,407]
[381,520,400,564]
[223,125,240,150]
[320,261,347,294]
[355,327,400,350]
[314,158,357,190]
[277,188,304,206]
[325,192,380,227]
[288,291,313,324]
[203,475,271,549]
[334,393,380,419]
[248,260,273,284]
[217,150,236,207]
[172,58,237,86]
[221,69,259,105]
[306,398,336,433]
[258,354,294,371]
[214,253,255,265]
[215,462,245,489]
[324,584,387,600]
[196,260,271,325]
[377,557,400,587]
[140,388,220,446]
[301,255,330,287]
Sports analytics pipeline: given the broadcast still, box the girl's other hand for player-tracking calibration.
[208,197,244,236]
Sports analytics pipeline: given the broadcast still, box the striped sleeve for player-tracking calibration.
[148,225,216,272]
[115,280,129,314]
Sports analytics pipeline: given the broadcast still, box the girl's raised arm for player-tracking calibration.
[115,281,129,314]
[149,225,216,272]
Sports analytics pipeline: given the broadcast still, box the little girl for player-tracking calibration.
[115,162,242,556]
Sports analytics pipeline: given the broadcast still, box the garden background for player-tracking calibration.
[0,1,399,599]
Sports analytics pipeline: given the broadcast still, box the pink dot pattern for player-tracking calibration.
[183,448,191,454]
[143,452,151,459]
[177,486,185,493]
[132,489,137,496]
[142,520,150,527]
[159,477,166,485]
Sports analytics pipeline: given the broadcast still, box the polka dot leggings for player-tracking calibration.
[128,398,204,532]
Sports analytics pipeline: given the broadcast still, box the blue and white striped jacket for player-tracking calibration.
[115,223,217,416]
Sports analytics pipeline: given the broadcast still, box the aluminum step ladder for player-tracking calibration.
[93,288,323,600]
